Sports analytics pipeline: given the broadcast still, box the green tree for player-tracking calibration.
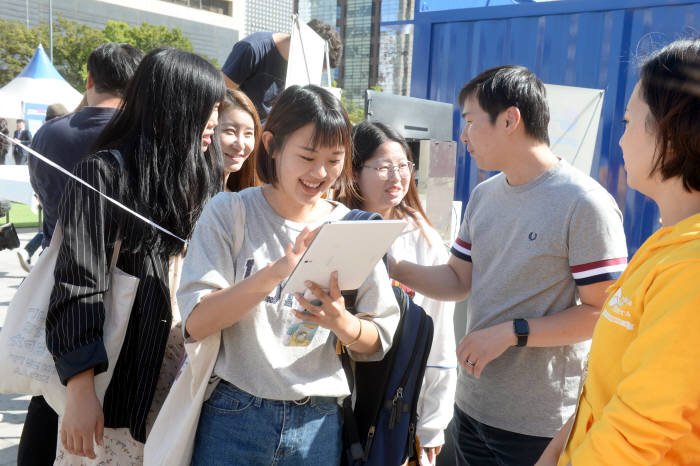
[103,21,218,67]
[342,91,365,125]
[0,17,216,92]
[104,20,193,54]
[0,20,45,88]
[41,18,107,92]
[334,80,364,124]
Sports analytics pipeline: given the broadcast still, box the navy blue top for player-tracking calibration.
[28,106,117,247]
[13,128,32,158]
[222,32,287,120]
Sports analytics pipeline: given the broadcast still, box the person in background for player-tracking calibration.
[220,88,261,192]
[0,118,9,164]
[16,103,69,272]
[388,65,629,465]
[12,118,32,164]
[19,42,144,466]
[45,103,68,121]
[340,121,458,465]
[221,19,342,121]
[537,37,700,466]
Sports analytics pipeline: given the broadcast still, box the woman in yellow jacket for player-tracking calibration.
[537,38,700,465]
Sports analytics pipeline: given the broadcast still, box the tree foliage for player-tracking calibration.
[0,17,216,92]
[103,20,195,55]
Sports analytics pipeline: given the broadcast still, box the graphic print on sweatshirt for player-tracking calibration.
[243,258,320,346]
[602,288,634,330]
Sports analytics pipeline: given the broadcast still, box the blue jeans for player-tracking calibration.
[25,231,44,258]
[192,382,342,466]
[452,405,552,466]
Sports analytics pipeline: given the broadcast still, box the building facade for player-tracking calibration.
[245,0,294,35]
[1,0,242,65]
[297,0,414,109]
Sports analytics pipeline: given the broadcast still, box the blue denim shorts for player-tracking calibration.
[192,382,342,466]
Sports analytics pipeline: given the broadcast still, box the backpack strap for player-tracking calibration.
[337,209,384,463]
[339,349,364,462]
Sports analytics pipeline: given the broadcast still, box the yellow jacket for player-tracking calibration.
[561,213,700,465]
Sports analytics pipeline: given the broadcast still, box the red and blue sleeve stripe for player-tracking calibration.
[570,257,627,286]
[450,238,472,262]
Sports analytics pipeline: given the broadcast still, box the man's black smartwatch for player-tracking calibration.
[513,319,529,347]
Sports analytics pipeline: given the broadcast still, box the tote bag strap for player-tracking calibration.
[0,132,187,244]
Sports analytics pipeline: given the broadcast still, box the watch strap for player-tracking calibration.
[513,318,529,347]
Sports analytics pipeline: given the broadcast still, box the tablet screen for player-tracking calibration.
[280,219,406,296]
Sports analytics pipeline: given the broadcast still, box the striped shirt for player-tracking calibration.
[46,152,172,442]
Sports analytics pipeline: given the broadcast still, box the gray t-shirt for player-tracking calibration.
[449,159,628,437]
[179,187,399,400]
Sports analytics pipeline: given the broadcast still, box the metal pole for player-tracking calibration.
[25,0,29,27]
[49,0,54,63]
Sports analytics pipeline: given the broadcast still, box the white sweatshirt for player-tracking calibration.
[389,217,458,448]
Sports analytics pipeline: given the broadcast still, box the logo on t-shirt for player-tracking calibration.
[528,232,537,241]
[602,288,634,330]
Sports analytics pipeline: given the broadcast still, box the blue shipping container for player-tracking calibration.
[409,0,700,256]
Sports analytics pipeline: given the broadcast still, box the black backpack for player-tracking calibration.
[339,210,435,466]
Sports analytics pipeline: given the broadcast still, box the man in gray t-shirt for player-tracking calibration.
[390,65,627,465]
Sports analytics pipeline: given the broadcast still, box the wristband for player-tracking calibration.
[343,318,363,348]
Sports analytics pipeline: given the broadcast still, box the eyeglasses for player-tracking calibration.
[362,161,415,180]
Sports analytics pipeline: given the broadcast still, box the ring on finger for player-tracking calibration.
[466,358,476,367]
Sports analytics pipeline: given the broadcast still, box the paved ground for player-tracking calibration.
[0,228,37,466]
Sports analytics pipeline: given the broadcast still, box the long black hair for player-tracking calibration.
[93,48,225,255]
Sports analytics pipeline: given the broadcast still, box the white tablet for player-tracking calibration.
[280,219,406,296]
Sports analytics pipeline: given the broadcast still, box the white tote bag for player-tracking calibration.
[144,195,245,466]
[0,224,138,415]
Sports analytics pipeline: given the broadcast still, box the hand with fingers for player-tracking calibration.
[456,322,516,378]
[61,369,104,459]
[424,445,443,465]
[294,271,353,335]
[270,226,319,281]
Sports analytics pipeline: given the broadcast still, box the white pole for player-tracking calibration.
[49,0,54,63]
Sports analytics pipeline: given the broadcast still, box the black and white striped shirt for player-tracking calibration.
[46,152,172,442]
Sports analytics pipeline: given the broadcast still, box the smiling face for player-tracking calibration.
[266,122,345,217]
[201,103,219,153]
[619,82,660,197]
[356,141,410,219]
[460,95,504,171]
[220,106,256,173]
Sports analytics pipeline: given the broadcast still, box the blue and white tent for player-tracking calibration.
[0,44,82,119]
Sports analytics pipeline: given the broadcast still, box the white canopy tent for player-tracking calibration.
[0,91,23,119]
[0,44,82,121]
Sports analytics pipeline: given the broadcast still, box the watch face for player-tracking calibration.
[514,319,529,335]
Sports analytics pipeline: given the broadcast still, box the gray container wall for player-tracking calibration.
[410,0,700,257]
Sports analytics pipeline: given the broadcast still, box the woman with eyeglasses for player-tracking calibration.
[338,120,458,465]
